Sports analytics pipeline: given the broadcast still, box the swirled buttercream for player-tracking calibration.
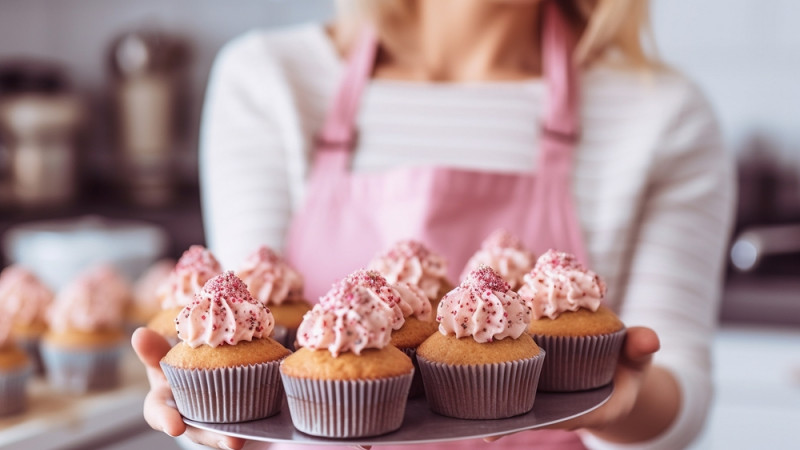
[235,245,303,306]
[297,271,401,356]
[0,265,53,327]
[518,249,606,320]
[437,266,531,343]
[132,260,174,315]
[159,245,222,309]
[48,265,129,333]
[175,271,274,348]
[368,240,448,300]
[461,230,536,290]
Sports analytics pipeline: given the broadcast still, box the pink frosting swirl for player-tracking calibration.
[518,250,606,320]
[0,265,53,327]
[175,271,274,348]
[436,266,531,343]
[48,265,130,333]
[461,230,536,290]
[297,271,401,357]
[133,259,174,314]
[159,246,223,309]
[235,246,304,306]
[368,240,448,300]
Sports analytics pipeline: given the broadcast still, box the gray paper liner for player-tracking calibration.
[16,336,43,375]
[280,371,413,438]
[40,343,122,393]
[161,359,285,423]
[0,364,32,416]
[532,328,626,392]
[416,350,545,420]
[400,347,424,398]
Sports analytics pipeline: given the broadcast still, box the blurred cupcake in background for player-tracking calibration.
[280,272,414,438]
[0,265,53,374]
[41,265,129,393]
[416,266,544,419]
[460,229,536,290]
[0,309,33,416]
[518,249,625,392]
[160,271,289,423]
[147,246,222,345]
[368,240,453,308]
[235,246,310,347]
[337,269,435,397]
[126,259,174,329]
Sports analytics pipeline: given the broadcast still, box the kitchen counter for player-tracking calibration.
[0,347,149,450]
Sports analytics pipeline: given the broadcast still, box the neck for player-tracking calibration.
[374,0,543,82]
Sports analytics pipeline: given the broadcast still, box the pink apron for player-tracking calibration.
[283,2,587,448]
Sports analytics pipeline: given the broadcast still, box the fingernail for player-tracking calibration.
[162,427,178,438]
[218,441,234,450]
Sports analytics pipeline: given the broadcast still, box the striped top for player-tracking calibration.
[199,24,735,449]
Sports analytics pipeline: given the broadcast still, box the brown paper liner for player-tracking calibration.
[0,364,32,416]
[416,350,545,420]
[400,347,425,398]
[531,328,626,392]
[280,371,413,438]
[40,343,122,393]
[161,359,285,423]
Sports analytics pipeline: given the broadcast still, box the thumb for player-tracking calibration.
[620,326,660,369]
[132,327,172,370]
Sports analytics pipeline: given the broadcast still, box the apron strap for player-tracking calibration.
[314,27,379,171]
[532,1,588,265]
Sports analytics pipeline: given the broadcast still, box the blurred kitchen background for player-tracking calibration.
[0,0,798,449]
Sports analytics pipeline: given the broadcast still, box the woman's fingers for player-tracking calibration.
[622,326,660,366]
[143,385,186,436]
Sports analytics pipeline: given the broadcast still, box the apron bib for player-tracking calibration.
[284,2,587,448]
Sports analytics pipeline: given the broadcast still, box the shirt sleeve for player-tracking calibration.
[199,33,294,270]
[582,81,736,449]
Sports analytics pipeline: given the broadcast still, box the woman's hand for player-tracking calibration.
[487,326,677,444]
[131,328,247,450]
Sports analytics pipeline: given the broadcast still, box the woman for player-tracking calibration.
[133,0,735,448]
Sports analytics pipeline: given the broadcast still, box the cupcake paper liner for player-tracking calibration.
[416,350,545,420]
[40,343,123,394]
[399,347,425,398]
[531,328,626,392]
[0,364,32,416]
[281,371,413,438]
[161,360,285,423]
[16,336,44,375]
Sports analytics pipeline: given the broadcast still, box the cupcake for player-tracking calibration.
[126,259,174,328]
[235,246,311,347]
[160,271,289,423]
[280,273,414,438]
[416,266,545,419]
[461,229,536,290]
[340,269,435,397]
[368,240,454,307]
[0,310,32,416]
[518,249,625,392]
[147,246,222,345]
[0,265,54,374]
[41,265,129,393]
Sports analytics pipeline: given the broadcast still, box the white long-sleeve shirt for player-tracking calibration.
[199,24,735,450]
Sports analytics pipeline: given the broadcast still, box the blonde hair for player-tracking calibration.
[334,0,658,69]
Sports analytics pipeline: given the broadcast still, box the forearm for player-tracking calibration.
[587,365,680,444]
